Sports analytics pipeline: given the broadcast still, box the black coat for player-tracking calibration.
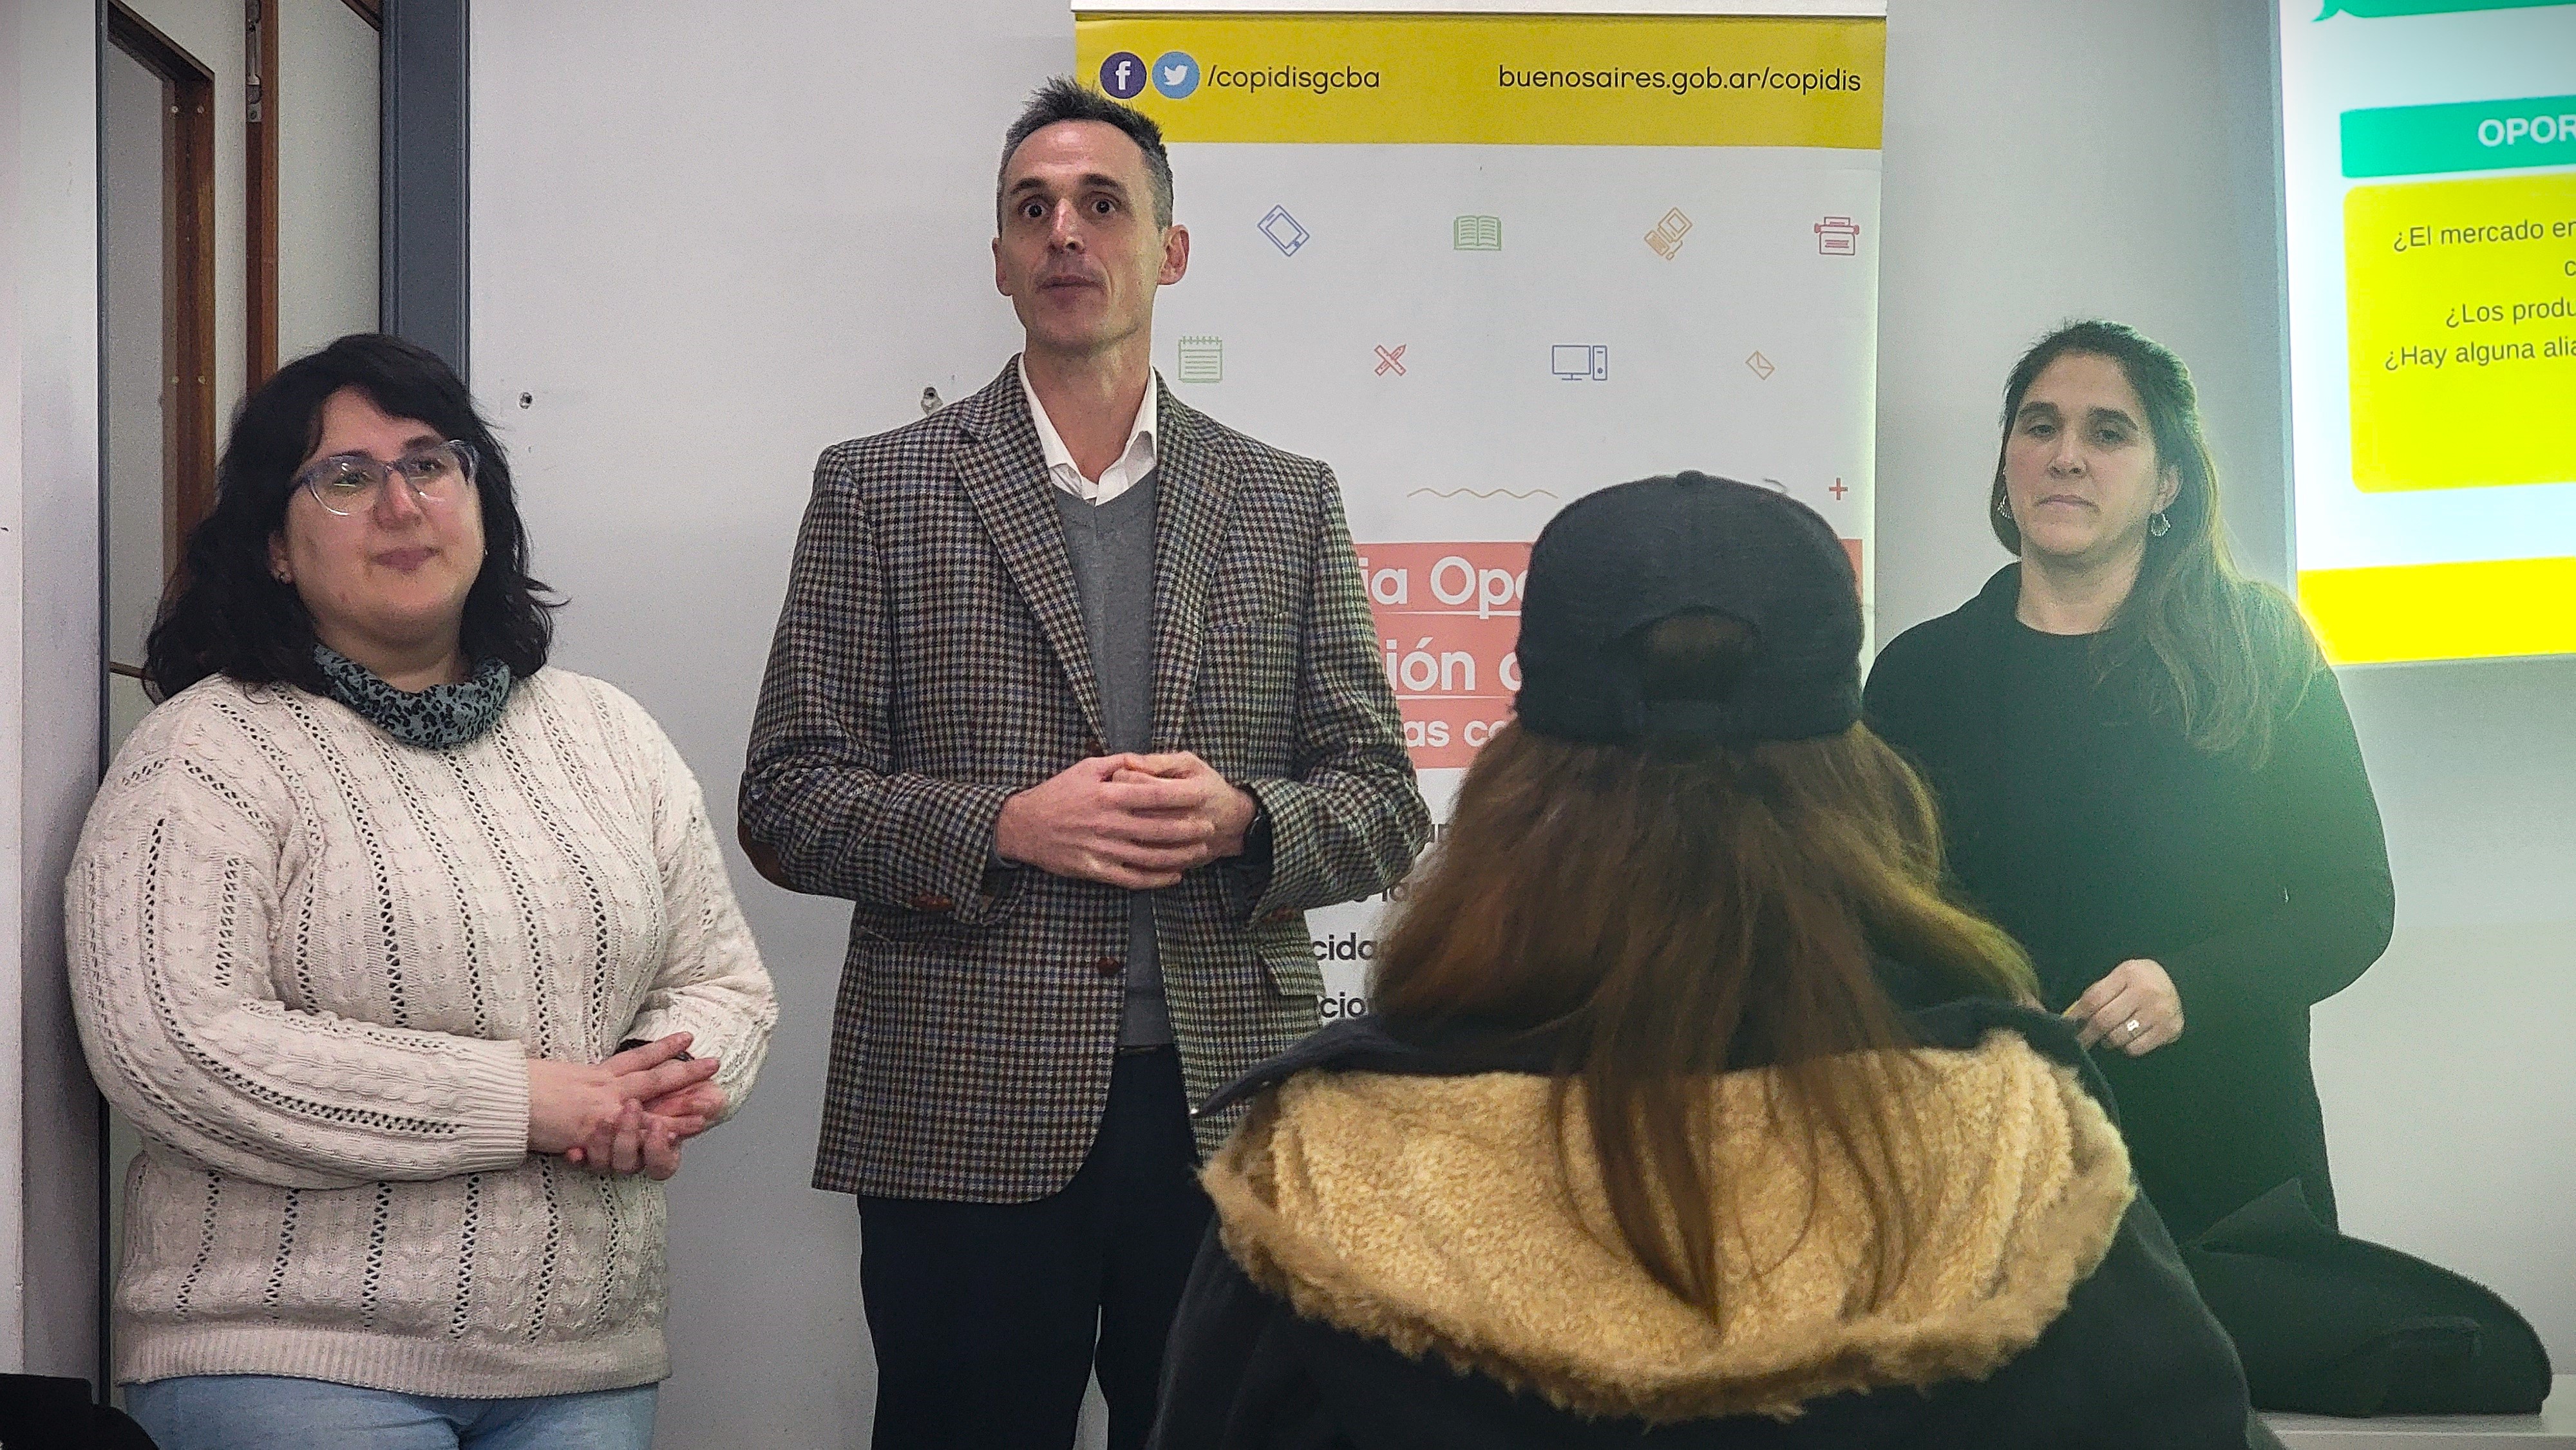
[1151,996,2282,1450]
[1862,565,2395,1243]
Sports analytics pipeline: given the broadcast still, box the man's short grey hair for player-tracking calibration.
[996,77,1176,230]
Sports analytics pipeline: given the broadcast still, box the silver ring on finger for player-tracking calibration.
[2123,1017,2142,1040]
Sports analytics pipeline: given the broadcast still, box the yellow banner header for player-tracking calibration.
[1072,13,1884,147]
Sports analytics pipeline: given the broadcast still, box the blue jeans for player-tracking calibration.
[124,1375,657,1450]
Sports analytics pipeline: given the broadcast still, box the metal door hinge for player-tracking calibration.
[246,0,264,122]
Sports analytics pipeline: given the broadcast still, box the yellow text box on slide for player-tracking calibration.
[2345,172,2576,492]
[1074,14,1882,148]
[2299,556,2576,664]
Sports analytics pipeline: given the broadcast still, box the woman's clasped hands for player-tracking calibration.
[526,1032,726,1181]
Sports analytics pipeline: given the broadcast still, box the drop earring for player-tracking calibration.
[1994,494,2012,518]
[2148,510,2171,538]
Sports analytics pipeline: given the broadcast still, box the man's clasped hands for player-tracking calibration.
[512,750,1250,1182]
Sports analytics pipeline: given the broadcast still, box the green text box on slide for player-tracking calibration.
[2318,0,2573,19]
[2344,91,2576,177]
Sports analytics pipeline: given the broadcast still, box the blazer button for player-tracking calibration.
[1263,907,1298,925]
[910,892,956,912]
[1084,738,1104,758]
[1092,954,1123,977]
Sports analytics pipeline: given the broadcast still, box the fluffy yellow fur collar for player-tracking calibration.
[1200,1030,2134,1424]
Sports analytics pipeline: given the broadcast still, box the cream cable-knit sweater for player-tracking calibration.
[66,668,777,1398]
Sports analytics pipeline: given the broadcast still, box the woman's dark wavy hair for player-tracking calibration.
[145,333,557,700]
[1986,320,2319,763]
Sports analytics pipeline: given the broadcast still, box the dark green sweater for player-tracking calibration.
[1864,564,2395,1243]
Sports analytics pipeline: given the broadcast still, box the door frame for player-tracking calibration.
[249,0,387,389]
[104,4,218,575]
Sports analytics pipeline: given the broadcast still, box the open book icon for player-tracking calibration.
[1454,215,1502,251]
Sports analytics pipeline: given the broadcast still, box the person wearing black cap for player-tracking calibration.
[1147,472,2282,1449]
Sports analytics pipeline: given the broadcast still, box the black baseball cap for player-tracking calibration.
[1513,471,1862,745]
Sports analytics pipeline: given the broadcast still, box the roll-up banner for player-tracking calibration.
[1074,1,1888,1017]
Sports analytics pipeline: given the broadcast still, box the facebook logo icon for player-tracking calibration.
[1099,52,1147,99]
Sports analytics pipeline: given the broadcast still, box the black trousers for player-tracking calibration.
[857,1046,1211,1450]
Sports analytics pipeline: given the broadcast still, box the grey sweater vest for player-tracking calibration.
[1052,475,1173,1048]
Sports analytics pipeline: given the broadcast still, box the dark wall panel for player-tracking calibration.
[381,0,467,379]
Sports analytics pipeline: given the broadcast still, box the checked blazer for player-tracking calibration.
[742,361,1430,1203]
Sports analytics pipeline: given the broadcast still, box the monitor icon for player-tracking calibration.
[1550,344,1609,381]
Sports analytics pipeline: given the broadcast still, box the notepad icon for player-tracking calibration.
[1454,215,1502,251]
[1177,335,1224,384]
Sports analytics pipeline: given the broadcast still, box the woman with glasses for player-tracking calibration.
[66,333,777,1450]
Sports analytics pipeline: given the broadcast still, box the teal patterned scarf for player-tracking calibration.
[314,645,516,749]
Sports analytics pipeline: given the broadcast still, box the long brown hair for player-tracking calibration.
[1987,320,2319,762]
[1372,615,2036,1326]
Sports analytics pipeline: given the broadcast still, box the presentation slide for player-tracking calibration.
[2278,0,2576,665]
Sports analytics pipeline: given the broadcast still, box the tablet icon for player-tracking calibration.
[1258,205,1311,256]
[1551,345,1609,381]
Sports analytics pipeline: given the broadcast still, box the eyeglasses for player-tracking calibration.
[294,440,478,516]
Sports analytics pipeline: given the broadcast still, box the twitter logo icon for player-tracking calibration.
[1151,51,1200,99]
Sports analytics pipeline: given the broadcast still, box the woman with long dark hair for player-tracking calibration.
[1864,320,2394,1246]
[1151,473,2277,1447]
[68,334,776,1449]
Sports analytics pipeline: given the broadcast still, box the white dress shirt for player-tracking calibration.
[1019,357,1159,505]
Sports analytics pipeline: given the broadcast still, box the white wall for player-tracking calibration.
[276,0,379,359]
[2307,662,2576,1351]
[0,0,37,1377]
[1874,0,2291,620]
[5,0,104,1379]
[104,43,167,674]
[468,1,2572,1441]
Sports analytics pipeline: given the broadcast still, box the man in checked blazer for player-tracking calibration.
[740,80,1428,1448]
